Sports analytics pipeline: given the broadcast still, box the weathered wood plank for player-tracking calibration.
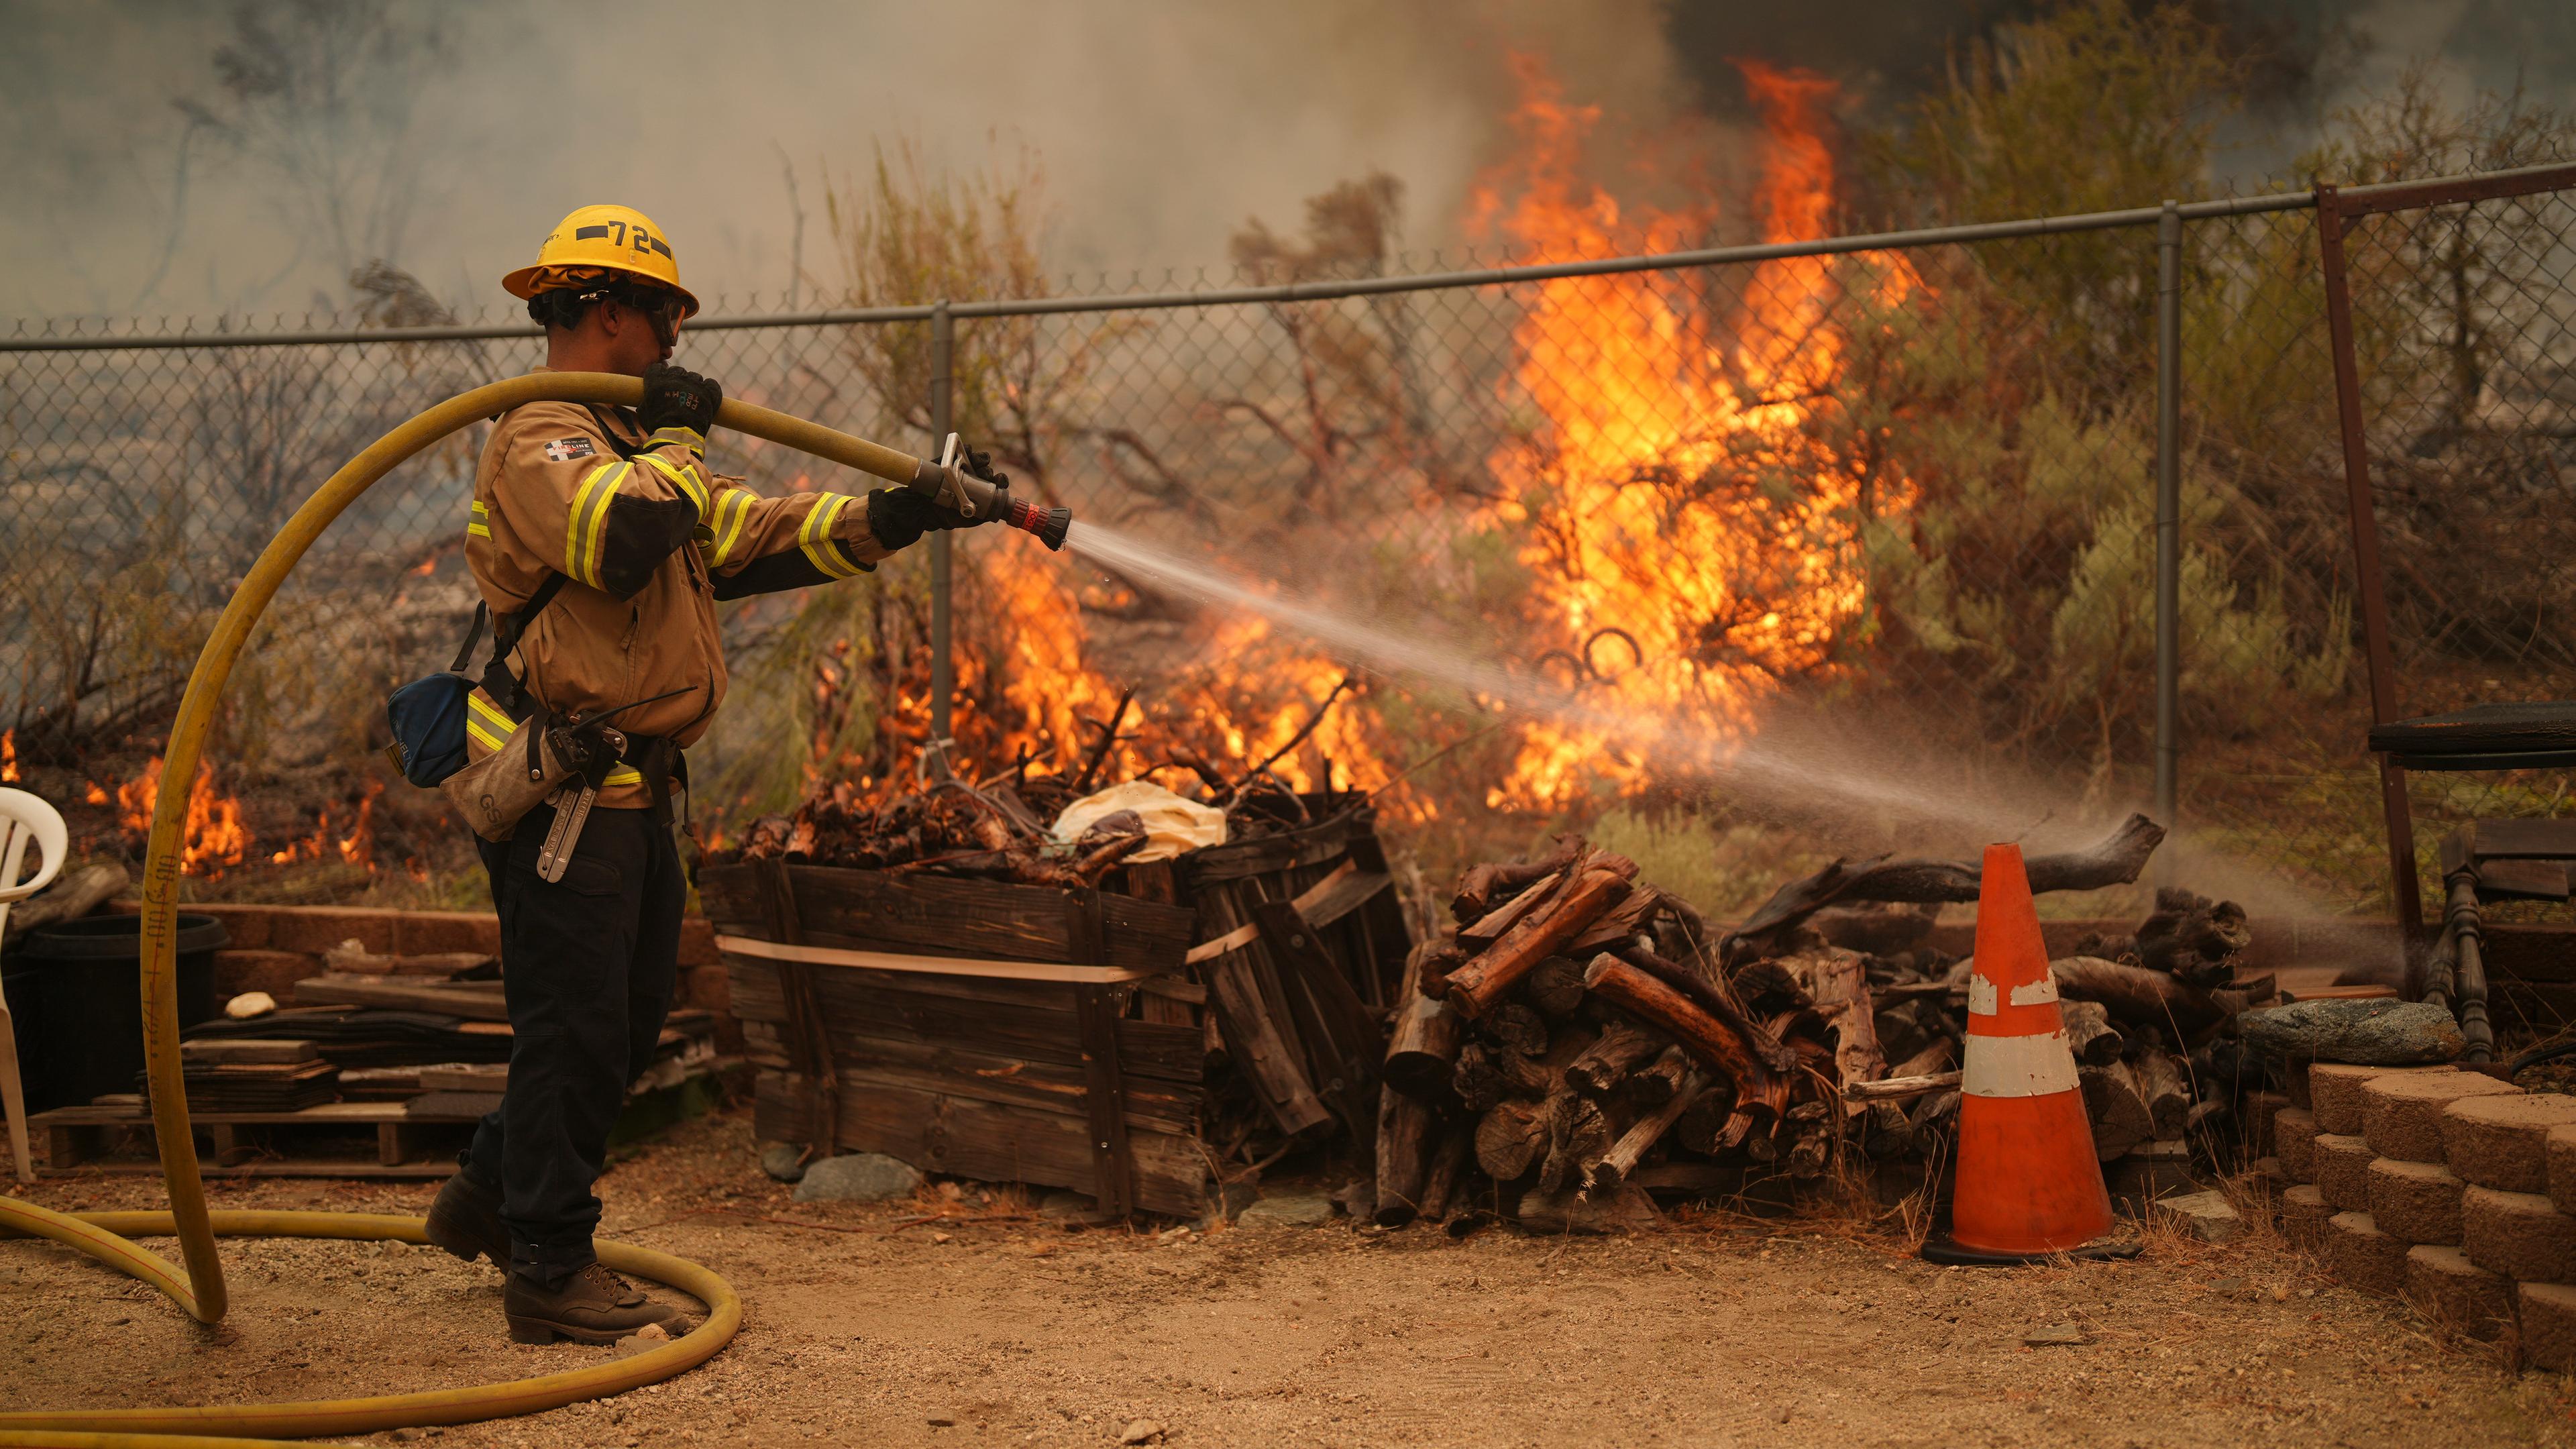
[726,959,1201,1084]
[753,1070,1205,1216]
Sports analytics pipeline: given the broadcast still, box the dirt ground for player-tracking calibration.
[9,1108,2576,1448]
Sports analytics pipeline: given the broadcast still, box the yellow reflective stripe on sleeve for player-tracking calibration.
[467,499,491,539]
[798,492,865,579]
[564,460,631,587]
[604,763,645,786]
[708,488,755,567]
[645,425,706,452]
[636,449,710,515]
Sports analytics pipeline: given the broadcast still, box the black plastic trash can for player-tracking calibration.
[17,913,226,1110]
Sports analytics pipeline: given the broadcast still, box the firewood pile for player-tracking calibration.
[1371,813,2277,1233]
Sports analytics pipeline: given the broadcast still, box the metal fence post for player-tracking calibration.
[2153,201,2182,849]
[929,299,954,750]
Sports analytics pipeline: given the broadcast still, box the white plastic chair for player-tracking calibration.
[0,788,68,1182]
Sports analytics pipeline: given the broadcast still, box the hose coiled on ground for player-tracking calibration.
[0,374,933,1447]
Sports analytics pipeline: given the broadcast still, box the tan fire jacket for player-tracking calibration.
[461,378,892,808]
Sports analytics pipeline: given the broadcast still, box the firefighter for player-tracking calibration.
[421,203,996,1343]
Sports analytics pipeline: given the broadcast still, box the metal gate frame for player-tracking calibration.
[2318,161,2576,949]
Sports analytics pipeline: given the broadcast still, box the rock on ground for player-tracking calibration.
[2242,1000,2463,1067]
[1236,1190,1336,1228]
[790,1152,924,1204]
[758,1141,806,1183]
[2440,1092,2576,1193]
[2150,1189,2243,1244]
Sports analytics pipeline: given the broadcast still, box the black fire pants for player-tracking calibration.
[461,801,683,1288]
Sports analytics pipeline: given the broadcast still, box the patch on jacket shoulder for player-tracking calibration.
[542,437,598,463]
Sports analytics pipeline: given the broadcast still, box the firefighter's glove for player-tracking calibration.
[866,487,983,552]
[957,443,1009,490]
[639,361,722,439]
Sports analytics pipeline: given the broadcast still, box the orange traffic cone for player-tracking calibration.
[1921,843,2131,1265]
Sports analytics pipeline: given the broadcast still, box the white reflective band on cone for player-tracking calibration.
[1962,1029,2081,1099]
[2010,977,2059,1007]
[1968,975,1996,1015]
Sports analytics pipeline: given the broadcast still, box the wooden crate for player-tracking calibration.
[700,861,1203,1216]
[1168,802,1411,1142]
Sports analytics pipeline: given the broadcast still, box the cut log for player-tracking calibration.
[1457,871,1564,947]
[1786,947,1886,1111]
[1889,1038,1955,1080]
[1523,956,1588,1018]
[1566,1018,1668,1095]
[1675,1087,1734,1156]
[2051,956,2225,1038]
[2059,998,2125,1066]
[1418,1124,1471,1222]
[2133,888,2251,986]
[2129,1049,2193,1140]
[1514,1181,1662,1235]
[1536,1087,1614,1195]
[1625,1044,1690,1107]
[1808,900,1941,955]
[1863,1100,1915,1157]
[1581,954,1777,1108]
[2080,1061,2155,1161]
[1451,837,1582,923]
[1373,1081,1438,1227]
[1725,814,2164,952]
[1477,1002,1550,1057]
[1383,979,1464,1102]
[1452,1041,1506,1113]
[1591,1071,1709,1191]
[1444,865,1637,1017]
[1,862,129,945]
[1613,942,1797,1073]
[1474,1098,1548,1181]
[1839,1070,1962,1103]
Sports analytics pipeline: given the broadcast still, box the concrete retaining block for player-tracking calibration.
[2313,1133,2375,1212]
[2361,1071,2520,1163]
[2461,1185,2576,1283]
[2402,1244,2511,1340]
[2324,1210,2407,1296]
[2365,1157,2466,1246]
[2440,1092,2576,1193]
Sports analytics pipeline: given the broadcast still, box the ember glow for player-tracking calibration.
[1472,56,1920,807]
[0,730,16,784]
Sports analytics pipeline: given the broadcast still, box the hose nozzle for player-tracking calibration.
[910,433,1073,552]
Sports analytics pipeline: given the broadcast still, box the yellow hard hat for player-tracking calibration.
[501,203,700,317]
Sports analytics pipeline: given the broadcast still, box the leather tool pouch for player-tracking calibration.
[439,710,581,842]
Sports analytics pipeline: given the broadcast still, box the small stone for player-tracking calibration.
[635,1322,669,1342]
[392,1431,427,1443]
[2441,1092,2576,1193]
[931,1232,954,1244]
[2241,1000,2464,1067]
[2324,1211,2407,1296]
[1237,1189,1336,1228]
[926,1409,960,1427]
[224,990,276,1020]
[2311,1133,2375,1212]
[2022,1323,2089,1346]
[758,1141,806,1183]
[2151,1190,2243,1244]
[1118,1418,1165,1444]
[791,1152,924,1204]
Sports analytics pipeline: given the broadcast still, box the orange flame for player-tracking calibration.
[115,757,250,876]
[1467,54,1919,806]
[266,780,382,871]
[0,730,16,784]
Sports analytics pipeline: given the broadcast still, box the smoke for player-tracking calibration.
[0,0,1695,321]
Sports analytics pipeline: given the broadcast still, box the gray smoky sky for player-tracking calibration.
[0,0,2569,323]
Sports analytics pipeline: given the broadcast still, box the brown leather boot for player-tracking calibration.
[504,1261,686,1344]
[423,1170,508,1267]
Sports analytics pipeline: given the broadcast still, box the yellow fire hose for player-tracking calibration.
[0,374,936,1447]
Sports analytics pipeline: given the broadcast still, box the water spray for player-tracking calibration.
[908,431,1073,550]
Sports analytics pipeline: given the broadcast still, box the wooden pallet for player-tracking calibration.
[34,1100,482,1178]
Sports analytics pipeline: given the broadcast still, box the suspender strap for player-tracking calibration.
[448,603,488,674]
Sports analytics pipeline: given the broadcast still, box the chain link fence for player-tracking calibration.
[4,167,2568,918]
